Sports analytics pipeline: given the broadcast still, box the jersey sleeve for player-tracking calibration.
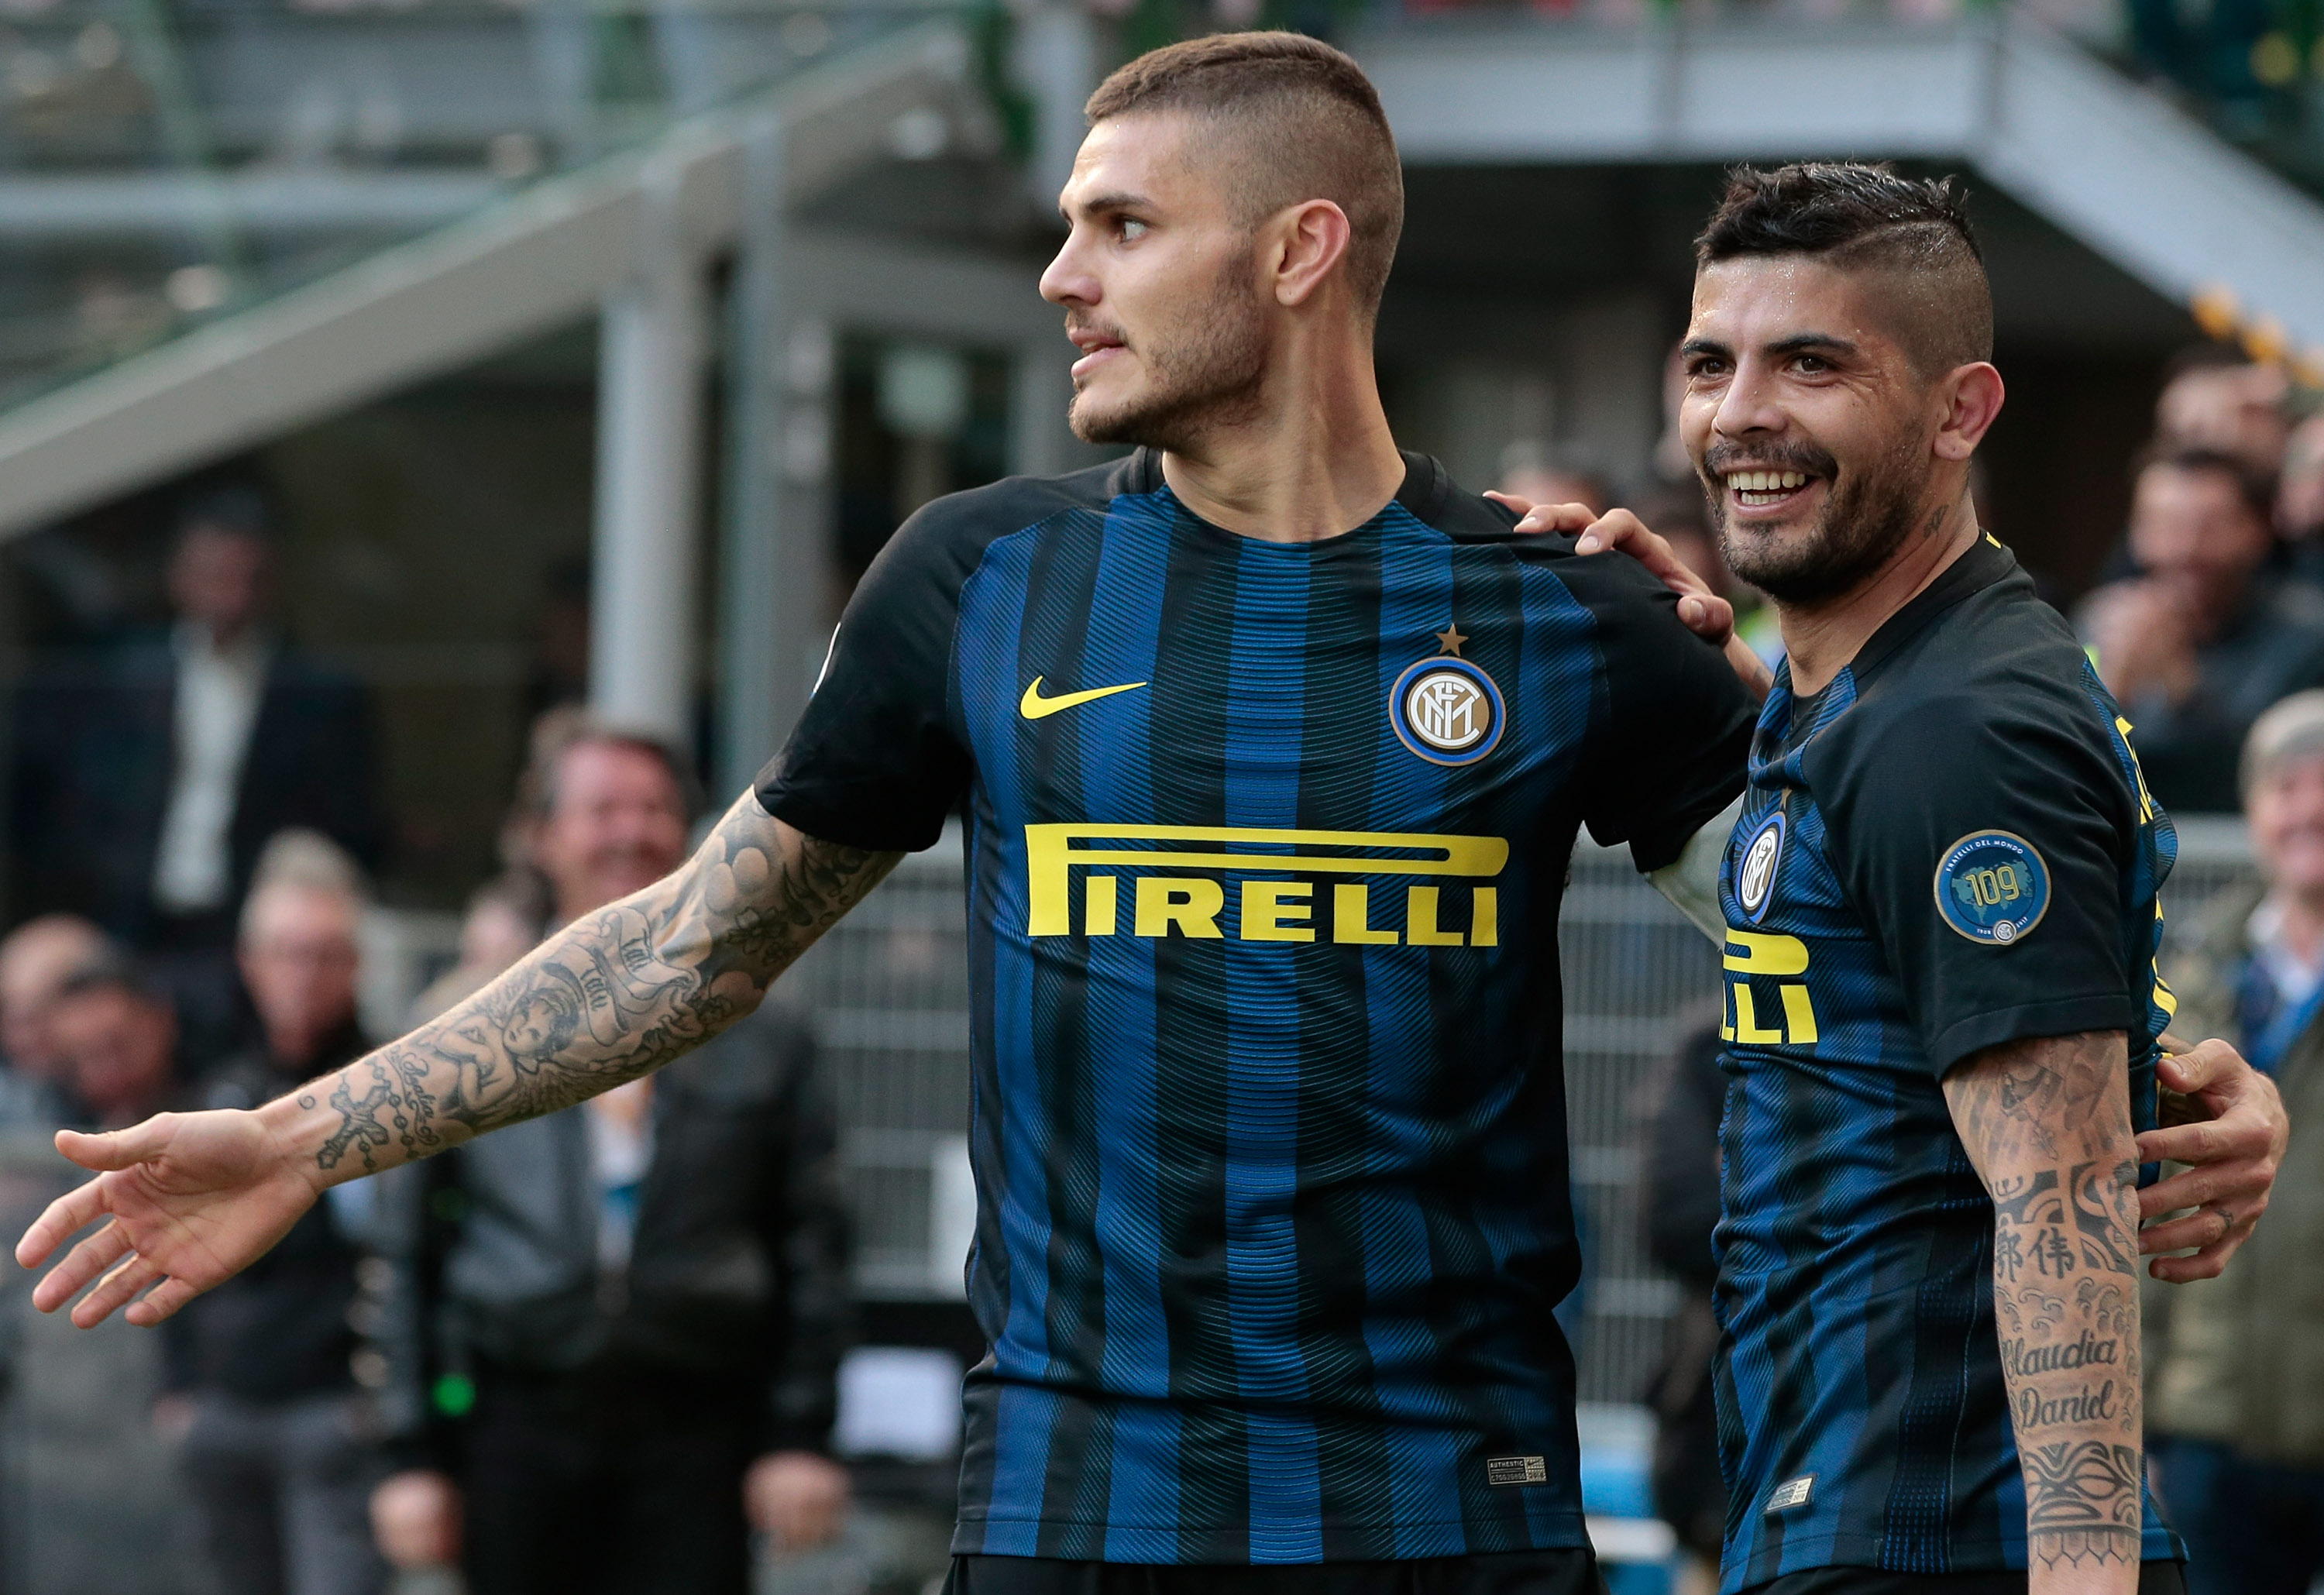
[1816,689,2141,1078]
[754,504,975,852]
[1573,556,1758,873]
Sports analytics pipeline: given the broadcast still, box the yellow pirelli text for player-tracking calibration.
[1023,823,1507,946]
[1721,930,1820,1047]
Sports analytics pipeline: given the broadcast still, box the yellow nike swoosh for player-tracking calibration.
[1019,675,1149,719]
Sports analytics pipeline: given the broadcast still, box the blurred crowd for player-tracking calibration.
[0,490,857,1595]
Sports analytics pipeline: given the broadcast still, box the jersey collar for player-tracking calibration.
[1119,447,1449,539]
[1844,531,2020,684]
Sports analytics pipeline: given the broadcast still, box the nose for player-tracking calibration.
[1040,225,1097,309]
[1713,355,1789,443]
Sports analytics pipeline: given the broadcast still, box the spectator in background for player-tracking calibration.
[160,830,388,1595]
[46,963,179,1129]
[5,487,383,1058]
[1639,1022,1726,1595]
[2078,446,2324,812]
[2278,412,2324,582]
[2156,346,2292,480]
[2146,690,2324,1595]
[0,914,110,1127]
[367,712,853,1595]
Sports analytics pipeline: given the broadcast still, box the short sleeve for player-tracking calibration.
[755,506,975,852]
[1815,690,2140,1078]
[1573,558,1758,872]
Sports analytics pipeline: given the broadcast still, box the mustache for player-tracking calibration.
[1702,440,1838,480]
[1065,314,1131,349]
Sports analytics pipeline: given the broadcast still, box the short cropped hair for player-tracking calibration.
[2137,443,2276,522]
[1696,162,1992,377]
[2243,689,2324,799]
[1085,32,1404,319]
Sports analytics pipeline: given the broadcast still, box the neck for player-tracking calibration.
[1158,324,1405,544]
[1774,486,1982,696]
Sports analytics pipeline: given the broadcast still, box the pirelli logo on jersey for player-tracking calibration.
[1024,823,1506,945]
[1721,930,1820,1047]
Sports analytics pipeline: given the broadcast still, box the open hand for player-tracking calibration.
[15,1109,324,1327]
[2137,1034,2286,1280]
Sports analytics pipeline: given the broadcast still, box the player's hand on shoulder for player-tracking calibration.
[2137,1033,2286,1281]
[1491,495,1772,706]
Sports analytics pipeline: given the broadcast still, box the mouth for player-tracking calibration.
[1720,466,1824,518]
[1067,327,1127,383]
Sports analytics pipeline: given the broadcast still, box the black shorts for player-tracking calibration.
[941,1549,1607,1595]
[1745,1563,2187,1595]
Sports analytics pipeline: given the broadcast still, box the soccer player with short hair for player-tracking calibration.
[18,33,1762,1595]
[1521,163,2285,1595]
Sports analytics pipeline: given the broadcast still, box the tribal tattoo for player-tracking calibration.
[308,795,900,1175]
[1944,1030,2146,1576]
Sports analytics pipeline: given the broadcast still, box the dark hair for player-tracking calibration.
[1695,163,1992,375]
[174,484,273,544]
[515,705,700,823]
[54,953,167,1012]
[2137,443,2277,521]
[1085,32,1403,319]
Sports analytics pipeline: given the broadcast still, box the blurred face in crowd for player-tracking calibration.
[1040,113,1274,452]
[2127,460,2272,637]
[50,985,175,1127]
[0,916,106,1080]
[533,739,689,922]
[168,524,270,645]
[1679,255,1999,607]
[2279,414,2324,541]
[2250,750,2324,903]
[239,882,362,1071]
[2157,361,2290,478]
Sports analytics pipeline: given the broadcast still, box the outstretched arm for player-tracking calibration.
[16,794,900,1329]
[1944,1030,2144,1595]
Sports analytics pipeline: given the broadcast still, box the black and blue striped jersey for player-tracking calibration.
[758,449,1755,1564]
[1710,535,2185,1590]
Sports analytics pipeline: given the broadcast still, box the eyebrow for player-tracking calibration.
[1065,189,1154,222]
[1765,332,1859,359]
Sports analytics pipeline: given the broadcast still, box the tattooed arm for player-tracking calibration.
[15,795,900,1329]
[1944,1030,2144,1595]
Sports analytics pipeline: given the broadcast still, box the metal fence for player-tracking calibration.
[799,814,2265,1405]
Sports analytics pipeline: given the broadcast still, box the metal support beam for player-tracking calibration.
[590,154,707,750]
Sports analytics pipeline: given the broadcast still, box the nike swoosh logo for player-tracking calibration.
[1019,675,1149,719]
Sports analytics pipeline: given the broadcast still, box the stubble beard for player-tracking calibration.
[1067,263,1270,454]
[1707,429,1936,608]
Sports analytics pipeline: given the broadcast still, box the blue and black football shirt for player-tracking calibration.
[758,448,1755,1564]
[1711,535,2185,1590]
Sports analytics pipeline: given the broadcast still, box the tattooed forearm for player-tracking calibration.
[301,795,901,1175]
[1945,1030,2144,1585]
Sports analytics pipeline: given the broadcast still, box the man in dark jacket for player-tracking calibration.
[367,714,852,1595]
[161,835,387,1595]
[5,490,383,998]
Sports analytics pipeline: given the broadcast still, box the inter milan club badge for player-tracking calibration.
[1390,625,1505,766]
[1934,829,2052,946]
[1737,813,1785,923]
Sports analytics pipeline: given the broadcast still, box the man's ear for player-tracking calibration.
[1271,199,1353,310]
[1934,362,2005,462]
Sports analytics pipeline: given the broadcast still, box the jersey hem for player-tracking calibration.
[951,1510,1592,1564]
[1927,992,2139,1078]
